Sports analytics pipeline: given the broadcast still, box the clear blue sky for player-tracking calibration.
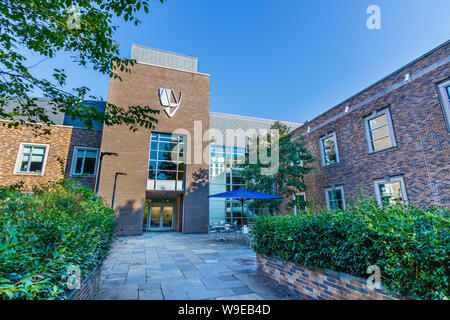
[28,0,450,124]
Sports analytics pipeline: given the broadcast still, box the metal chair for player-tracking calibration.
[215,221,226,241]
[242,225,253,248]
[208,223,219,240]
[223,223,234,241]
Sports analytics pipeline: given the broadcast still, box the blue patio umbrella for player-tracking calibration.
[208,189,282,223]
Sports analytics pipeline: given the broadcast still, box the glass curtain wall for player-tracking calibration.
[209,145,255,225]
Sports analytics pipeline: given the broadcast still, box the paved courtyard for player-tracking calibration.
[95,232,299,300]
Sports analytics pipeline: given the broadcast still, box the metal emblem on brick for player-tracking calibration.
[158,88,182,118]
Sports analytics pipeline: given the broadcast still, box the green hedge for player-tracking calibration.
[0,180,117,300]
[251,198,449,300]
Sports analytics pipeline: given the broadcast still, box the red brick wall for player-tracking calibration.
[0,122,102,189]
[257,253,404,300]
[292,42,450,209]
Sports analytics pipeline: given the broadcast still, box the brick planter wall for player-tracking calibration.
[67,266,101,300]
[257,253,405,300]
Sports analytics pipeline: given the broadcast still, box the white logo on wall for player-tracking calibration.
[159,88,183,118]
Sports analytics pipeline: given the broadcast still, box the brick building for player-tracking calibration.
[291,40,449,211]
[0,99,103,190]
[0,45,299,236]
[0,41,448,236]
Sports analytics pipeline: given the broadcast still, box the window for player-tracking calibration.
[71,147,99,176]
[14,143,49,175]
[364,108,397,153]
[319,132,339,166]
[294,192,307,214]
[325,186,346,210]
[374,176,408,206]
[437,79,450,130]
[148,133,186,191]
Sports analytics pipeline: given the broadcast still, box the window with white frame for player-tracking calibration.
[71,147,99,176]
[437,79,450,130]
[319,132,339,166]
[325,186,346,210]
[364,108,397,153]
[374,176,408,206]
[294,192,307,214]
[14,143,49,175]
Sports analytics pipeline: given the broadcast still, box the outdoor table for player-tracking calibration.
[209,225,226,241]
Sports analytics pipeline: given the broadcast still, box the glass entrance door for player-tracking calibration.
[148,203,175,231]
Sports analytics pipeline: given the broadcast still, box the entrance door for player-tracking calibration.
[148,203,175,231]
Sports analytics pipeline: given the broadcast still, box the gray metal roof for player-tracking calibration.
[210,111,302,137]
[131,44,199,73]
[1,98,105,130]
[2,97,66,125]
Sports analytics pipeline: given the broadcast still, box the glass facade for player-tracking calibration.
[209,145,255,225]
[148,133,185,191]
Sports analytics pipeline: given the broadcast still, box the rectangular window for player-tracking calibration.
[325,186,346,210]
[364,108,397,153]
[14,143,49,175]
[295,192,307,214]
[71,147,99,176]
[374,176,408,206]
[437,79,450,130]
[148,133,186,191]
[319,132,339,166]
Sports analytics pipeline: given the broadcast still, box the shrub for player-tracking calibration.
[251,198,449,300]
[0,180,117,300]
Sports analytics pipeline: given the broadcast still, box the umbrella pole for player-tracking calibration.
[241,198,244,226]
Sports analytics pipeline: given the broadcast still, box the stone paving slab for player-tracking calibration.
[95,284,138,300]
[187,289,235,300]
[139,288,164,300]
[217,293,262,300]
[95,233,299,300]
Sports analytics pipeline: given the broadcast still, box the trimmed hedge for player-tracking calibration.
[251,198,449,300]
[0,180,116,300]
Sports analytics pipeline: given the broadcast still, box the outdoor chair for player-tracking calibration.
[233,221,243,240]
[242,225,253,248]
[213,221,227,241]
[223,224,235,241]
[208,223,220,239]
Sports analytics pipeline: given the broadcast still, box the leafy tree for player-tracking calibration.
[0,0,164,134]
[240,121,315,214]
